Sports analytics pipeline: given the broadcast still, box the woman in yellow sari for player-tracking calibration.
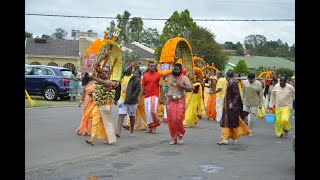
[76,73,96,136]
[183,79,204,128]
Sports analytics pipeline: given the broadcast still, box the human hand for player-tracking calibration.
[88,72,93,78]
[78,100,83,107]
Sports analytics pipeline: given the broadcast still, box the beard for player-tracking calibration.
[172,71,182,77]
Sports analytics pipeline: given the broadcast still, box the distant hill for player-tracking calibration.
[228,56,295,70]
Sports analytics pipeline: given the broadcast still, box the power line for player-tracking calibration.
[25,13,294,21]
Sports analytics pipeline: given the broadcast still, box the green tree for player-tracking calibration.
[51,28,68,39]
[140,28,160,47]
[275,68,294,79]
[155,9,196,60]
[116,10,131,43]
[25,30,33,38]
[128,17,144,42]
[235,46,244,56]
[233,59,249,74]
[189,25,228,70]
[290,43,295,57]
[107,20,116,38]
[41,34,51,39]
[244,34,266,56]
[224,41,235,49]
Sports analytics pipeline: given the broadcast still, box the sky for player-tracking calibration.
[25,0,295,45]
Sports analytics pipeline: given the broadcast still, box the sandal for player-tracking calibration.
[115,133,120,138]
[217,140,228,145]
[85,139,94,146]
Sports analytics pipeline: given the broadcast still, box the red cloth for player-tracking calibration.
[166,98,186,140]
[265,80,271,86]
[142,71,161,98]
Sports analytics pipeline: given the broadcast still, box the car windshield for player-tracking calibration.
[60,69,72,78]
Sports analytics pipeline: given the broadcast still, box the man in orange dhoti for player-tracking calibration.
[165,63,193,145]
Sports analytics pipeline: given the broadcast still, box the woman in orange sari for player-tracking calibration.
[76,73,96,136]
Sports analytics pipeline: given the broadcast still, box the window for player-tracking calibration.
[31,68,47,75]
[60,69,72,77]
[45,68,55,75]
[25,67,32,75]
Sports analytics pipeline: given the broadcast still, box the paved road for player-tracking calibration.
[25,106,295,180]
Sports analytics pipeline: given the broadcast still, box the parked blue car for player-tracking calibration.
[25,64,71,101]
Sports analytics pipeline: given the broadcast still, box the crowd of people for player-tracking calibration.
[75,60,295,146]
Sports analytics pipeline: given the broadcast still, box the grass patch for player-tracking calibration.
[25,96,80,108]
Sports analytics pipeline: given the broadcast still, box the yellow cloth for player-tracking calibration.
[275,106,291,137]
[221,117,250,140]
[157,103,164,117]
[91,101,116,144]
[204,86,210,107]
[216,78,228,99]
[91,105,108,140]
[120,74,133,101]
[183,82,204,127]
[25,89,36,106]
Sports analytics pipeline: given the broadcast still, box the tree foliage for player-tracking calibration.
[189,25,228,70]
[116,10,131,43]
[25,30,33,38]
[233,60,249,74]
[128,17,144,42]
[155,9,196,60]
[275,68,294,78]
[243,35,295,61]
[41,34,51,39]
[51,28,68,39]
[140,28,160,47]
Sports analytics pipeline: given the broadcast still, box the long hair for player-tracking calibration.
[82,72,90,86]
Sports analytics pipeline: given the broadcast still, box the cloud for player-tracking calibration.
[25,0,295,44]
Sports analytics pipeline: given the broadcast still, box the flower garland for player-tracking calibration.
[93,85,116,106]
[158,69,172,76]
[159,37,193,64]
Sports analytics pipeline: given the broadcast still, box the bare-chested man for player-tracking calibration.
[165,63,193,145]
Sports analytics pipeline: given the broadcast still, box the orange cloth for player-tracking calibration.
[76,82,96,135]
[206,93,216,120]
[221,117,250,140]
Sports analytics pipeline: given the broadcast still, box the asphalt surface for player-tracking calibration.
[25,106,295,180]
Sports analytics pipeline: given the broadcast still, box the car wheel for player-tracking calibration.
[44,86,58,101]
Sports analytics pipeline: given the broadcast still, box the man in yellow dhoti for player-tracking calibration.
[85,66,118,145]
[269,76,295,138]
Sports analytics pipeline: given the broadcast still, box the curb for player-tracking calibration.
[26,105,79,110]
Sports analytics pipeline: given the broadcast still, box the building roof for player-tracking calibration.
[25,38,79,57]
[123,42,155,60]
[228,56,295,70]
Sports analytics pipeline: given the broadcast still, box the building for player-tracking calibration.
[25,38,80,71]
[122,41,155,69]
[25,37,155,72]
[71,30,98,40]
